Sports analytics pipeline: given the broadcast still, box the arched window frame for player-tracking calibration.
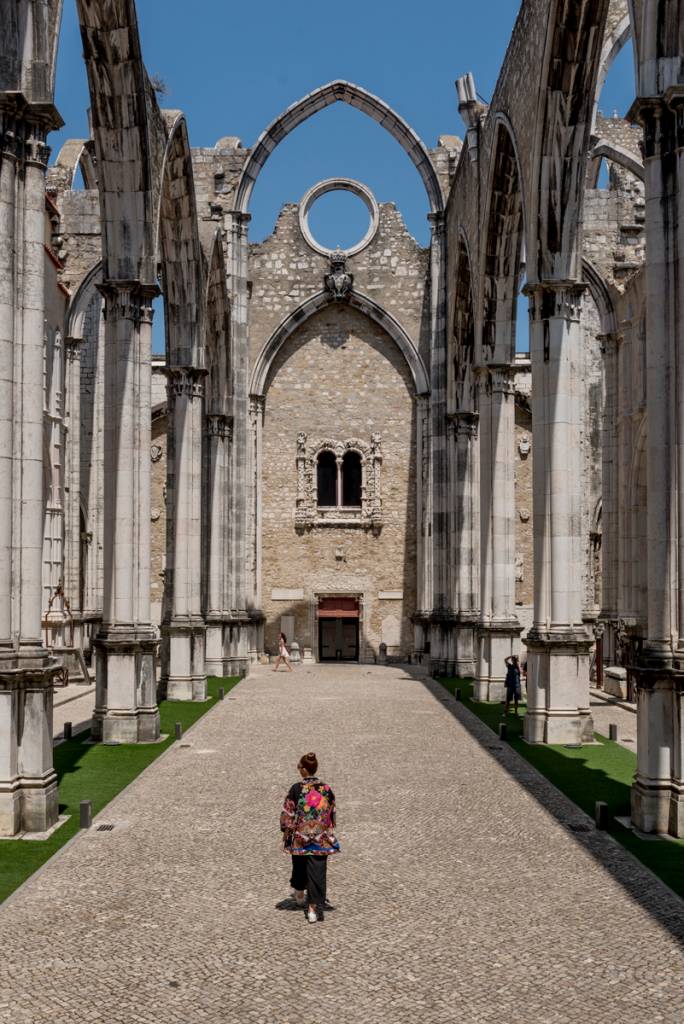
[296,434,382,532]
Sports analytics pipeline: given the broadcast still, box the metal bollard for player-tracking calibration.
[63,721,72,741]
[80,800,92,829]
[595,801,609,830]
[218,687,225,701]
[175,722,183,741]
[608,723,618,742]
[455,688,461,702]
[498,722,508,741]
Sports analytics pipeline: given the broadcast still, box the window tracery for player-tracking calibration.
[295,433,382,532]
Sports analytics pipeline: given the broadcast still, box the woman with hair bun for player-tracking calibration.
[280,752,340,923]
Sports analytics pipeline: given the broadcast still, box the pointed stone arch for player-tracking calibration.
[205,231,231,416]
[449,228,476,412]
[234,80,444,215]
[482,117,526,364]
[156,113,206,368]
[75,0,163,282]
[531,0,612,282]
[250,290,430,399]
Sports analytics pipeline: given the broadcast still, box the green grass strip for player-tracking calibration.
[0,675,238,904]
[439,677,684,900]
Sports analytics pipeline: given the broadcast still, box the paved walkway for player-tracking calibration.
[53,683,95,743]
[2,665,683,1023]
[589,688,637,752]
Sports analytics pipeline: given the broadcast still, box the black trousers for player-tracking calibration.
[290,855,327,908]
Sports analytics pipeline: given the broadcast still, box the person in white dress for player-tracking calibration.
[273,632,293,672]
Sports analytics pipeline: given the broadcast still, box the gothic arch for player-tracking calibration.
[589,139,645,182]
[450,228,476,412]
[629,0,683,94]
[250,291,430,398]
[65,260,103,340]
[482,117,526,363]
[582,257,619,334]
[75,0,163,282]
[156,113,206,368]
[52,138,98,190]
[0,0,63,100]
[531,0,612,282]
[205,231,231,415]
[592,8,633,129]
[234,80,444,215]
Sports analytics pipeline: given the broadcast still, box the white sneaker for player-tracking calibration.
[307,908,317,924]
[293,890,306,907]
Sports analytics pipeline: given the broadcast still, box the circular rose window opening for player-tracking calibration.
[299,178,379,258]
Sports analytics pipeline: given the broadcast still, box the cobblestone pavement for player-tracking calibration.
[589,689,637,752]
[52,685,95,743]
[2,664,683,1023]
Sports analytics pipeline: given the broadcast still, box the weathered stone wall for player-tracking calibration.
[260,305,417,661]
[248,201,430,370]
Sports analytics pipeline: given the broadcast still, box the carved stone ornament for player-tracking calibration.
[295,432,382,533]
[518,435,531,458]
[519,508,530,522]
[324,248,353,301]
[150,508,161,522]
[150,444,163,463]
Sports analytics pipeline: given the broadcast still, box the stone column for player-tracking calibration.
[428,212,449,670]
[630,92,684,835]
[93,283,160,743]
[42,328,66,649]
[415,394,432,656]
[204,414,232,675]
[448,412,480,677]
[63,336,83,632]
[524,283,593,744]
[0,99,61,835]
[476,366,521,700]
[163,367,207,701]
[598,331,621,654]
[228,211,253,672]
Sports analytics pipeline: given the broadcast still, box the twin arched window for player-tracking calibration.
[317,450,362,508]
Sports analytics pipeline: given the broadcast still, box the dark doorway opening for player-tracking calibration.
[317,597,359,661]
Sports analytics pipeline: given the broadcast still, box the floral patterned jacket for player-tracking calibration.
[280,777,340,856]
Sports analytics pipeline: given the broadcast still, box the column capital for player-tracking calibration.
[229,210,252,226]
[523,280,586,322]
[447,410,479,438]
[628,90,684,159]
[64,335,84,362]
[98,281,161,323]
[206,413,233,441]
[483,364,516,396]
[597,331,624,354]
[427,210,446,235]
[249,394,265,418]
[166,365,207,399]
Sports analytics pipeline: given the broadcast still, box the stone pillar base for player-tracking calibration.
[0,653,61,835]
[163,623,207,701]
[93,629,160,743]
[630,780,671,836]
[205,622,224,676]
[523,632,594,745]
[476,621,521,702]
[630,667,684,836]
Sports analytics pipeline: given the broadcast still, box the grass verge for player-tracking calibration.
[0,675,238,904]
[439,677,684,900]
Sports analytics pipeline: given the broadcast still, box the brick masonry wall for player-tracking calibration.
[260,304,417,661]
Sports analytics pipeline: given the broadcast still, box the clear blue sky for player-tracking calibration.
[52,0,636,352]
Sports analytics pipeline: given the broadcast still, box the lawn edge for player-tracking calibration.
[437,677,684,908]
[0,675,241,912]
